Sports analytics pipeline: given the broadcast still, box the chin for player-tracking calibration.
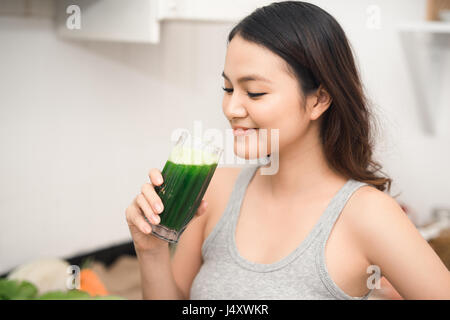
[233,145,271,160]
[234,151,257,160]
[232,131,274,160]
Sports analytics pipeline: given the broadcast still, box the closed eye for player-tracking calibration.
[221,87,266,98]
[222,87,233,94]
[247,92,266,98]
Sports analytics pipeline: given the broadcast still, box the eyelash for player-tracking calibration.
[222,87,266,98]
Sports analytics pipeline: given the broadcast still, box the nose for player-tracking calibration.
[222,91,248,120]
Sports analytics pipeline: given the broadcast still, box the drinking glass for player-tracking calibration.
[147,131,223,243]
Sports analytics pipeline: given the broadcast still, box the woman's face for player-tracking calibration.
[222,34,317,160]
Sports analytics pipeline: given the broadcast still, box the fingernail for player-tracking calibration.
[154,215,160,224]
[155,203,163,213]
[144,225,151,234]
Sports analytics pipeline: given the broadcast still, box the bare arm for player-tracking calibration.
[126,168,209,300]
[136,247,186,300]
[352,188,450,299]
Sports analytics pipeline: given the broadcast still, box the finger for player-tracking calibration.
[148,168,164,186]
[141,183,164,215]
[126,204,152,234]
[136,193,161,224]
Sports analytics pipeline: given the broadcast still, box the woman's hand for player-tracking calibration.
[125,168,208,254]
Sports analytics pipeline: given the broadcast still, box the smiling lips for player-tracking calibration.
[233,128,258,136]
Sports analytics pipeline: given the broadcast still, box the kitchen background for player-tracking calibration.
[0,0,449,299]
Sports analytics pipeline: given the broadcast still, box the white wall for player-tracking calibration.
[1,0,449,274]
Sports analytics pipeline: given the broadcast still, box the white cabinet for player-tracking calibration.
[56,0,160,43]
[157,0,271,22]
[55,0,272,43]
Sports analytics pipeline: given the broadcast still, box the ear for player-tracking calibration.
[309,85,332,121]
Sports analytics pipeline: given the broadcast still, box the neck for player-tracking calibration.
[259,128,346,201]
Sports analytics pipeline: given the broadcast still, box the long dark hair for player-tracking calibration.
[228,1,392,192]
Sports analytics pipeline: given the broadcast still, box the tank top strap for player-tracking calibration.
[316,179,371,245]
[314,179,374,300]
[226,164,261,217]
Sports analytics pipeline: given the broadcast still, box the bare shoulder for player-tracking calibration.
[203,166,242,208]
[344,184,407,233]
[346,184,405,223]
[345,185,450,299]
[210,166,242,186]
[344,183,420,260]
[349,184,398,207]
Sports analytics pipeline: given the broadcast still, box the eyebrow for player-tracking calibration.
[221,71,271,84]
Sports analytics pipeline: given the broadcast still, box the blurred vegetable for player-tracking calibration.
[0,279,38,300]
[0,278,123,300]
[80,269,109,296]
[37,289,91,300]
[6,258,70,294]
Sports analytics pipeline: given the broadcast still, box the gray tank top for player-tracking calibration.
[190,163,375,300]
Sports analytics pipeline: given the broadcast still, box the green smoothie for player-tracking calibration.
[149,141,221,243]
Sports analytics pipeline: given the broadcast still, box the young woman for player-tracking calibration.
[126,1,450,299]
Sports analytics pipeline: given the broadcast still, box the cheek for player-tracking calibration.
[253,94,305,137]
[278,111,309,154]
[246,95,285,128]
